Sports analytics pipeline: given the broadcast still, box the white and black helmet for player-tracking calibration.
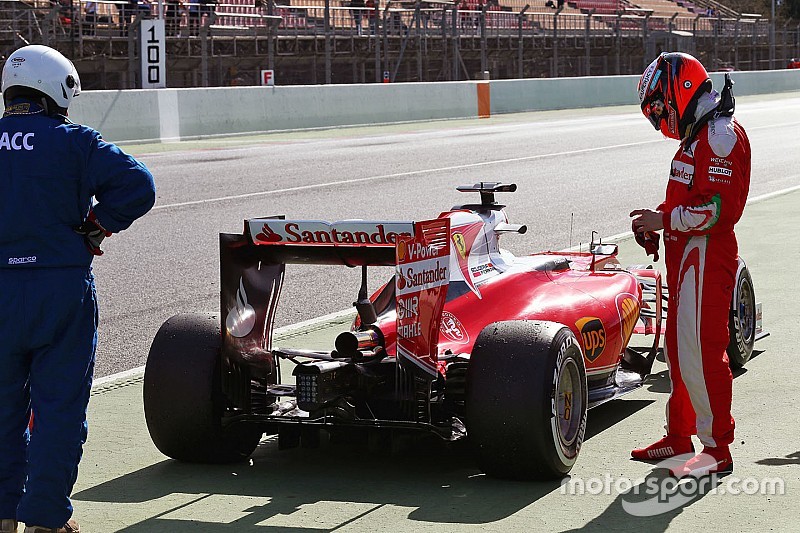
[2,44,81,111]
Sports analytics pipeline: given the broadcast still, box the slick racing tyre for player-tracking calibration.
[144,313,262,463]
[727,259,756,370]
[466,320,588,480]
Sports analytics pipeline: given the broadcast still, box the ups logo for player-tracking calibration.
[576,317,606,362]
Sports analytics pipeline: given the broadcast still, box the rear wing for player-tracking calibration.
[219,216,437,371]
[241,216,415,266]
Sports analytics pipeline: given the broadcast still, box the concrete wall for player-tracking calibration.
[66,70,800,144]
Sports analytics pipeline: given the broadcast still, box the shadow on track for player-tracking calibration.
[74,397,653,531]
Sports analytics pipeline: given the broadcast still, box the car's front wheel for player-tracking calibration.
[466,320,588,480]
[144,312,262,463]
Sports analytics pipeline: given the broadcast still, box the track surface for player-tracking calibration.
[94,93,800,377]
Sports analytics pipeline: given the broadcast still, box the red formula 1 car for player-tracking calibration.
[144,183,762,480]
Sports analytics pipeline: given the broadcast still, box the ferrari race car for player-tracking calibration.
[144,183,764,480]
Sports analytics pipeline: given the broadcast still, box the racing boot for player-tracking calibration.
[631,435,694,461]
[0,519,18,533]
[23,519,79,533]
[672,446,733,478]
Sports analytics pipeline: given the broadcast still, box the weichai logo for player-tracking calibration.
[576,317,606,361]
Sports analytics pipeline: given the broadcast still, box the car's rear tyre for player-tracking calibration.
[466,320,587,480]
[144,313,262,463]
[727,259,756,370]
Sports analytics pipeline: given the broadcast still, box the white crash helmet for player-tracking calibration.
[2,44,81,111]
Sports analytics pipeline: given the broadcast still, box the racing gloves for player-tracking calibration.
[74,210,112,256]
[634,229,660,262]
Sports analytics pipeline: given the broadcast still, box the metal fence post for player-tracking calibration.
[796,22,800,58]
[714,12,721,68]
[267,0,275,71]
[416,0,423,81]
[374,0,381,82]
[669,13,677,51]
[518,4,529,79]
[127,17,141,89]
[383,4,390,81]
[734,16,740,70]
[200,14,211,87]
[325,0,332,84]
[553,6,562,78]
[452,5,459,81]
[585,10,594,76]
[782,20,790,67]
[441,5,448,80]
[769,0,775,69]
[480,4,487,75]
[642,13,650,70]
[615,12,621,75]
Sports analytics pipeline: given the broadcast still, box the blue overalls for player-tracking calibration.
[0,99,155,528]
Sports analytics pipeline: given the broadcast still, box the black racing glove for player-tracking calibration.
[634,229,660,262]
[74,210,112,256]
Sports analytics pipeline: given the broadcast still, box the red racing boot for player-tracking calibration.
[631,435,694,461]
[672,446,733,478]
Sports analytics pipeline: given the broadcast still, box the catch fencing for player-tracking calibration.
[1,0,799,88]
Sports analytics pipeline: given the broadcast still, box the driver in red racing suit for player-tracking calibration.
[629,52,751,477]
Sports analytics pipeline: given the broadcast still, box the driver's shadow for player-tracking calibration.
[560,466,723,533]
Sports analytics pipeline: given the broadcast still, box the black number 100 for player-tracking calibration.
[146,26,160,84]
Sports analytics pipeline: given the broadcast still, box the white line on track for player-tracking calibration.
[150,120,800,213]
[151,140,663,211]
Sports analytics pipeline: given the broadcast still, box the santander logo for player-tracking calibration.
[251,220,413,247]
[256,225,282,242]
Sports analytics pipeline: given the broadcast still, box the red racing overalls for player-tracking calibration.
[657,116,751,448]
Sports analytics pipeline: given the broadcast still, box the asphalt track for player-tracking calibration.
[67,94,800,531]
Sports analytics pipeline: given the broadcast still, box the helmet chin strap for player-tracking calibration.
[682,74,735,150]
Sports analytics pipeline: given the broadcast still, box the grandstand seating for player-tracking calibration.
[623,0,701,18]
[569,0,620,15]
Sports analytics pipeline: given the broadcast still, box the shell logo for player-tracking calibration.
[618,296,639,345]
[397,239,407,262]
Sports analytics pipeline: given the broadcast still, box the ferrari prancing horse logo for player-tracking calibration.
[452,232,467,259]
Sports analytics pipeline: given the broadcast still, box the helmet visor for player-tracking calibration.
[641,93,665,131]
